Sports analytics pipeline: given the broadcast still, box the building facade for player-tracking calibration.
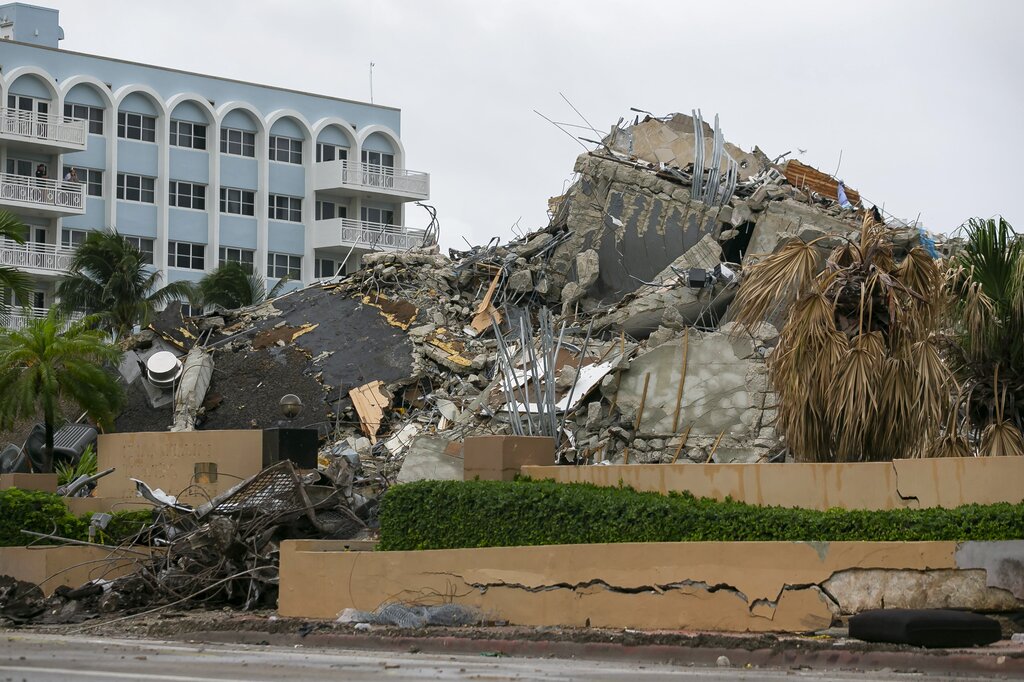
[0,3,429,327]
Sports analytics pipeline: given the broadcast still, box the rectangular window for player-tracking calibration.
[360,206,394,225]
[269,194,302,222]
[219,187,255,216]
[167,240,205,270]
[169,120,207,150]
[116,111,156,142]
[61,228,88,249]
[220,127,255,157]
[64,103,104,135]
[267,252,301,279]
[8,94,48,116]
[315,200,347,221]
[116,173,155,203]
[218,246,255,271]
[315,258,337,279]
[62,166,103,197]
[124,236,155,265]
[169,180,206,210]
[361,150,394,168]
[316,142,348,163]
[5,158,34,177]
[269,135,302,164]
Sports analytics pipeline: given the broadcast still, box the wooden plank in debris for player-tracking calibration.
[470,268,503,335]
[349,380,390,444]
[781,159,861,206]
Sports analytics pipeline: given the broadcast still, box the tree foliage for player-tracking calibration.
[56,229,193,339]
[0,308,122,472]
[0,211,33,305]
[732,214,949,461]
[190,261,291,311]
[945,217,1024,456]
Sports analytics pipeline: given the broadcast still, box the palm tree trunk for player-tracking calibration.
[43,411,55,474]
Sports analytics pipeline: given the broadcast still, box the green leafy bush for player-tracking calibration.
[378,479,1024,551]
[0,488,152,547]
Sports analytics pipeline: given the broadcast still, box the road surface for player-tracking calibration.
[0,632,1000,681]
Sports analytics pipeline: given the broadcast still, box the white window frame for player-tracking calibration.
[61,228,88,249]
[124,235,155,265]
[316,142,348,163]
[315,258,338,279]
[167,240,205,270]
[219,187,255,216]
[360,206,394,225]
[269,194,302,222]
[116,172,156,203]
[64,103,104,135]
[269,135,302,164]
[117,111,156,142]
[5,158,34,177]
[218,246,255,271]
[169,180,207,210]
[62,165,103,197]
[267,252,301,279]
[169,119,207,150]
[315,200,346,221]
[220,127,256,157]
[361,150,394,168]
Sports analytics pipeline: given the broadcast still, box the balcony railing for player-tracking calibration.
[0,173,86,213]
[0,108,88,147]
[318,161,430,199]
[0,306,85,331]
[0,239,77,274]
[318,218,428,251]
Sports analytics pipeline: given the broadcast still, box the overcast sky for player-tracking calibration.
[42,0,1024,249]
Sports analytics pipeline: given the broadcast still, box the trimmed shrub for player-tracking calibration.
[0,489,153,547]
[378,479,1024,551]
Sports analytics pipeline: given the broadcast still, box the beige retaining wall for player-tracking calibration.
[521,456,1024,510]
[278,540,1024,632]
[0,546,147,595]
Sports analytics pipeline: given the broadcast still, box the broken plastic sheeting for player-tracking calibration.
[349,380,391,444]
[498,358,616,416]
[130,477,193,512]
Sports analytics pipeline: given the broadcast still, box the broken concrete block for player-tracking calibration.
[823,569,1023,615]
[507,269,533,293]
[396,435,463,484]
[576,249,600,290]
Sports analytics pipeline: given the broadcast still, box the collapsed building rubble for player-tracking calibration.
[99,108,953,478]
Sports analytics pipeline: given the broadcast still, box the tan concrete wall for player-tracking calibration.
[0,546,146,595]
[279,540,957,632]
[0,473,57,492]
[95,430,263,504]
[521,456,1024,510]
[464,436,555,481]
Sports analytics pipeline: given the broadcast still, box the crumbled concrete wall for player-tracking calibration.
[745,198,858,263]
[823,569,1022,614]
[599,326,777,463]
[547,154,725,305]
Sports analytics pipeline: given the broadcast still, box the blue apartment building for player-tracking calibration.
[0,2,429,326]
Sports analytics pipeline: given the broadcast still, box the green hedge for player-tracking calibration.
[0,488,153,547]
[378,479,1024,551]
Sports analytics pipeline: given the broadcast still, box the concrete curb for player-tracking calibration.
[183,629,1024,677]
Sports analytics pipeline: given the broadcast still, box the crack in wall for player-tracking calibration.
[892,460,921,508]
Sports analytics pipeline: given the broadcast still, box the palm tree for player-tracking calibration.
[732,213,950,462]
[0,211,34,306]
[56,229,193,339]
[191,260,291,310]
[945,217,1024,456]
[0,308,122,473]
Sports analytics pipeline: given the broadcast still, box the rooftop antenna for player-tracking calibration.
[369,62,375,104]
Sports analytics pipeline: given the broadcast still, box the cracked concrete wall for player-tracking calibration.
[524,456,1024,511]
[280,539,968,632]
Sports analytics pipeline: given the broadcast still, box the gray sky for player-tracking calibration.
[43,0,1024,249]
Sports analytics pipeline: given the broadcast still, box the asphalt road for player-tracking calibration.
[0,632,1001,681]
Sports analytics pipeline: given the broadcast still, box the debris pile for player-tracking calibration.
[108,110,954,477]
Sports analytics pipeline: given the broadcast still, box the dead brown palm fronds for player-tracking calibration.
[928,389,973,458]
[979,374,1024,457]
[731,240,820,329]
[734,212,951,462]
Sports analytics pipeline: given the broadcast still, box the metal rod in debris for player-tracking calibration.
[558,319,593,439]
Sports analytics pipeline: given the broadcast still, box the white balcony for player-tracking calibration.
[0,173,86,217]
[0,306,85,331]
[314,161,430,201]
[0,239,76,278]
[0,108,88,153]
[313,218,427,251]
